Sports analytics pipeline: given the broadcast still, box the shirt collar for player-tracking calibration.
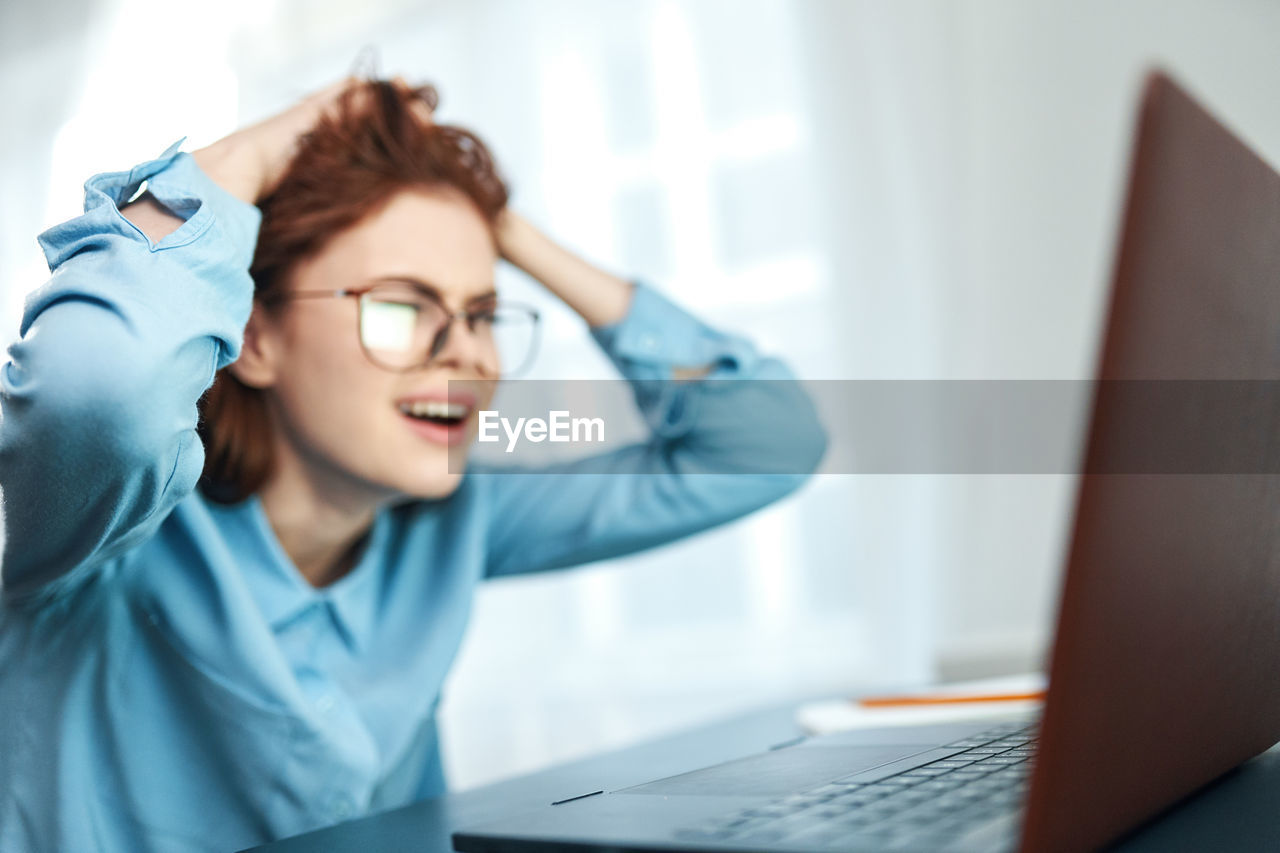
[322,513,388,653]
[233,496,389,653]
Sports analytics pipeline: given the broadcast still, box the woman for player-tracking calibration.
[0,78,825,853]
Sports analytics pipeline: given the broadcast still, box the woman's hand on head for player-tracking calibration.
[124,76,439,242]
[192,77,358,205]
[192,77,437,204]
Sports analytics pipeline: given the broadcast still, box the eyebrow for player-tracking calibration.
[375,276,498,309]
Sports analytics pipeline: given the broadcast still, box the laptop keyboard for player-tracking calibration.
[673,721,1037,850]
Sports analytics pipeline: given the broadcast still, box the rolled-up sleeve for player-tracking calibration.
[481,282,826,579]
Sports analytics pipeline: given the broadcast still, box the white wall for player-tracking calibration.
[4,0,1280,790]
[934,0,1280,675]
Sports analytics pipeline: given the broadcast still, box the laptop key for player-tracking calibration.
[929,759,978,769]
[836,748,969,784]
[867,777,912,789]
[901,767,951,778]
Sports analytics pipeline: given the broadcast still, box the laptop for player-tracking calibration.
[452,70,1280,853]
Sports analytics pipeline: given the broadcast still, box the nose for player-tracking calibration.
[429,314,498,376]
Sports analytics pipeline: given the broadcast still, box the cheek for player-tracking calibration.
[484,340,503,375]
[276,315,396,440]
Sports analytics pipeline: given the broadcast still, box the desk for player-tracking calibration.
[242,701,1280,852]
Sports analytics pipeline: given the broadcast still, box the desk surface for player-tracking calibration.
[243,701,1280,852]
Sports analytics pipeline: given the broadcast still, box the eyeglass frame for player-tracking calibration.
[261,277,542,376]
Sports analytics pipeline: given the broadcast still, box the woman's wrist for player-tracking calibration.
[118,136,264,242]
[191,135,268,206]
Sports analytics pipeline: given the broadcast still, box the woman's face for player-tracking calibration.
[243,187,500,502]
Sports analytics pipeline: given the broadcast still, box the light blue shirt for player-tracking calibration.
[0,143,825,853]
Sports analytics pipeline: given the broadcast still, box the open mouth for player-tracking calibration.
[397,399,473,428]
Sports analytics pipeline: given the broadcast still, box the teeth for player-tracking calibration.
[399,400,470,419]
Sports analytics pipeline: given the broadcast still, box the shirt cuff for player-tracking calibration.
[40,139,262,271]
[589,282,759,381]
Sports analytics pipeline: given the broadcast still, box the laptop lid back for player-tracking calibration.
[1021,71,1280,852]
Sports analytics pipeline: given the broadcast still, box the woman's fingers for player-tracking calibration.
[207,76,358,201]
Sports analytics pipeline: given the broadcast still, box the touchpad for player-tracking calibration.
[617,745,928,797]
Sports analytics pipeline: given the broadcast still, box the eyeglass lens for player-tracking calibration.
[357,280,538,375]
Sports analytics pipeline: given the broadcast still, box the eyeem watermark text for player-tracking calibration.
[478,410,606,453]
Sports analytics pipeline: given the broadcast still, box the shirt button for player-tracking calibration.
[639,333,659,352]
[328,794,354,820]
[315,694,336,714]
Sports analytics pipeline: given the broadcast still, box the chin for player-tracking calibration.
[383,425,477,500]
[397,468,466,501]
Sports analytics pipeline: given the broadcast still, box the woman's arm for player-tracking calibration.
[479,220,827,578]
[0,85,348,603]
[0,149,257,602]
[496,211,714,379]
[495,210,632,329]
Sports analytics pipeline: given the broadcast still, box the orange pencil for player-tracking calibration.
[857,690,1046,708]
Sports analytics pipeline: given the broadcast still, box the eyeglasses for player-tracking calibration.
[266,278,541,377]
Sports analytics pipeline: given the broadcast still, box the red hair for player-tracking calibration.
[198,79,509,502]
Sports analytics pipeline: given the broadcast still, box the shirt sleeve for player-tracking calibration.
[480,283,827,579]
[0,142,261,603]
